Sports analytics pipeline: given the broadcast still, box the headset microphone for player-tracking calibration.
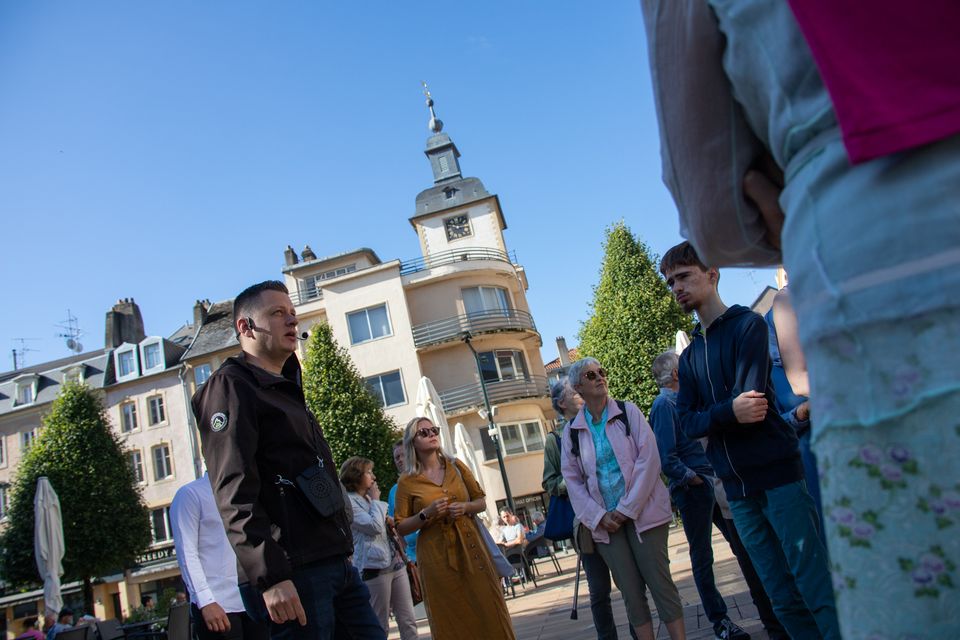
[297,331,309,341]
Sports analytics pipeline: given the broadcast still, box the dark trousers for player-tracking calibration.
[191,606,268,640]
[581,548,639,640]
[242,557,385,640]
[673,481,726,624]
[713,509,788,639]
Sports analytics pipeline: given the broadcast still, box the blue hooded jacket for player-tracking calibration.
[677,304,802,500]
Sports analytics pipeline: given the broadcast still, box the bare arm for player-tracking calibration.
[772,288,809,397]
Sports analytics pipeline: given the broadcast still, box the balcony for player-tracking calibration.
[400,248,517,276]
[412,309,538,348]
[439,375,549,414]
[290,288,323,306]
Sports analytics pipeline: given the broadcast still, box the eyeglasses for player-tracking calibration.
[583,368,608,381]
[415,426,440,439]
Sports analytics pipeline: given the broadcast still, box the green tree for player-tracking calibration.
[0,382,151,611]
[578,222,694,415]
[301,322,401,490]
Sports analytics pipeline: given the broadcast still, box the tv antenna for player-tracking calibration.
[11,338,39,371]
[56,309,84,354]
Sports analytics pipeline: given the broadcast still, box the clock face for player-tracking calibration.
[444,215,472,241]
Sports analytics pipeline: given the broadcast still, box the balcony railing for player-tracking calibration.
[400,248,517,276]
[290,288,323,306]
[412,308,538,348]
[439,375,549,414]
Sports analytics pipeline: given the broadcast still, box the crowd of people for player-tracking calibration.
[91,5,956,640]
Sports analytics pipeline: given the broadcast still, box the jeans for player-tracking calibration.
[243,556,385,640]
[581,549,638,640]
[673,480,726,624]
[729,481,840,640]
[796,428,827,547]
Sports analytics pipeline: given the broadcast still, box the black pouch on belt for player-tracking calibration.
[295,461,344,518]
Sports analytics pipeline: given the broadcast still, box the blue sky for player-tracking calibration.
[0,1,774,370]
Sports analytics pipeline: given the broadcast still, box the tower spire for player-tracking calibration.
[422,81,443,133]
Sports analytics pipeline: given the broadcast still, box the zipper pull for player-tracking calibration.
[317,455,324,469]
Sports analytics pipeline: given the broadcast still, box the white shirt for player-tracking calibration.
[170,474,245,612]
[500,523,524,544]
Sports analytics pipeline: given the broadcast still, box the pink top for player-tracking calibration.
[787,0,960,163]
[560,398,672,545]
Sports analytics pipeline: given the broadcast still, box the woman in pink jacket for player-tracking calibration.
[561,357,684,640]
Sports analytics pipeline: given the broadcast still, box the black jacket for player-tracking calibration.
[192,353,352,591]
[677,305,802,500]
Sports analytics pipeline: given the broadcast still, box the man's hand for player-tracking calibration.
[795,401,810,422]
[733,390,768,423]
[262,580,307,626]
[599,512,622,533]
[744,154,785,250]
[200,603,231,633]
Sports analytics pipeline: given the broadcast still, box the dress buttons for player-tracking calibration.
[470,544,476,548]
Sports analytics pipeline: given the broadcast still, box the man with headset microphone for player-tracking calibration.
[192,280,384,640]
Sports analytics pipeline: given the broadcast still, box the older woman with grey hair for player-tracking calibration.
[561,358,685,640]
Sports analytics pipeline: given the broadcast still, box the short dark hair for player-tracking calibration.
[140,595,153,607]
[659,241,708,276]
[233,280,289,326]
[339,456,373,492]
[58,609,73,621]
[392,439,404,451]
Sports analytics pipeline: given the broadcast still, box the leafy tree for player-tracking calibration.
[301,322,401,490]
[578,222,694,415]
[0,382,151,612]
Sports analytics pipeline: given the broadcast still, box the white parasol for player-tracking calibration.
[415,376,453,451]
[453,422,484,491]
[675,330,691,355]
[34,476,65,617]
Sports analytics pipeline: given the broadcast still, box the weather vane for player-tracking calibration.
[421,81,443,133]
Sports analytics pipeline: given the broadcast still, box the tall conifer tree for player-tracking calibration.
[578,222,694,414]
[0,382,151,612]
[301,322,400,490]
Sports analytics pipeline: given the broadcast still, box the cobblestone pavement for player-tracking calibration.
[388,523,772,639]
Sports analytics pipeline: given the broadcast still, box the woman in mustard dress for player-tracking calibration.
[395,417,515,640]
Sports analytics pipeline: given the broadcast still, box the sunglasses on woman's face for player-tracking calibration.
[583,368,608,381]
[415,426,440,439]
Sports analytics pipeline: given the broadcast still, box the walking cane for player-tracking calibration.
[570,552,582,620]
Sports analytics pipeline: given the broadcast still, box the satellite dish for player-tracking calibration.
[66,338,77,351]
[75,342,83,352]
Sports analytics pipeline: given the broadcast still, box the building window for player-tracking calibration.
[16,384,34,405]
[63,366,83,385]
[128,450,145,483]
[152,444,173,480]
[462,286,509,316]
[143,343,162,370]
[302,264,357,301]
[194,364,212,387]
[347,304,392,344]
[480,421,546,461]
[477,350,529,383]
[438,155,449,173]
[0,436,5,466]
[0,486,7,520]
[118,350,136,377]
[21,429,37,454]
[147,395,166,426]
[365,371,406,408]
[444,214,472,241]
[150,506,171,543]
[120,401,138,433]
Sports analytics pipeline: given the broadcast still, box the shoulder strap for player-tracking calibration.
[615,400,631,436]
[568,425,581,458]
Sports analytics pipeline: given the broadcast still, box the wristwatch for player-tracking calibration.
[419,510,427,521]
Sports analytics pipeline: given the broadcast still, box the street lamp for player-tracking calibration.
[461,330,516,514]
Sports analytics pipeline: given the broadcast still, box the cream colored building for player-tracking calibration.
[282,112,555,523]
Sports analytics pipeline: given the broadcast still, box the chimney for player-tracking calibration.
[105,298,146,348]
[301,245,317,261]
[284,245,299,266]
[193,299,211,328]
[556,336,571,367]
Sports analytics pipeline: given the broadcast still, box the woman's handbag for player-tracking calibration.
[450,459,514,579]
[388,524,423,605]
[544,493,575,541]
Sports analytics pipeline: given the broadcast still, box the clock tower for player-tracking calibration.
[409,86,509,257]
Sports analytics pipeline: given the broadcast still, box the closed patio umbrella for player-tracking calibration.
[34,476,65,617]
[453,422,484,491]
[675,330,691,355]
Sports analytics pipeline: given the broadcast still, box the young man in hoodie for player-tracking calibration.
[660,242,839,640]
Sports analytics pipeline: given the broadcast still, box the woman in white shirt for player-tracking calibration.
[340,457,419,640]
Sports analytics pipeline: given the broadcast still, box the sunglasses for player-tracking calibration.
[415,426,440,439]
[583,368,608,381]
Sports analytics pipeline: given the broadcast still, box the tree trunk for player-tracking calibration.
[82,576,94,616]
